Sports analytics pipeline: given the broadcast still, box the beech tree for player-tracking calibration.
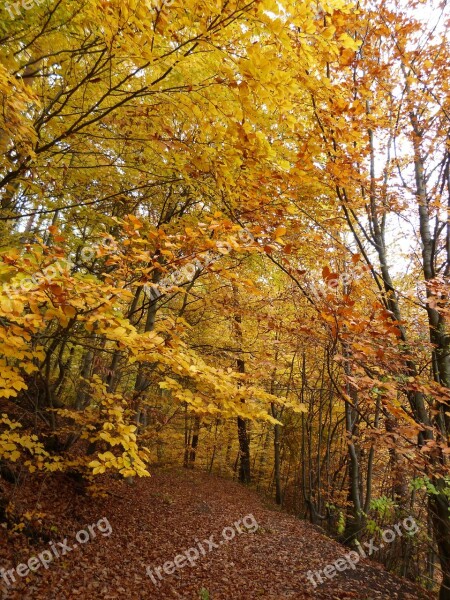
[1,0,449,596]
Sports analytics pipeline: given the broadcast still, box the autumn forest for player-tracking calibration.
[0,0,449,598]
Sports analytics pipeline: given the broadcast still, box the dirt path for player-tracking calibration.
[0,469,432,599]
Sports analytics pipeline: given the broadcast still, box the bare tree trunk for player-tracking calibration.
[188,416,200,468]
[232,287,251,485]
[341,345,364,544]
[271,402,282,505]
[406,91,450,599]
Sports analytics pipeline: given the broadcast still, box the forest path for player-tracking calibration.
[0,469,431,599]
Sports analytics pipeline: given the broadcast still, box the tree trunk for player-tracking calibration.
[232,286,251,485]
[430,491,450,600]
[237,413,251,484]
[342,345,364,544]
[271,402,282,505]
[188,416,200,468]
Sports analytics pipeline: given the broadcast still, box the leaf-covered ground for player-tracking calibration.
[0,470,431,599]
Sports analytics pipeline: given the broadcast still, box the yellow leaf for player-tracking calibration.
[338,33,361,51]
[274,226,287,238]
[63,305,77,318]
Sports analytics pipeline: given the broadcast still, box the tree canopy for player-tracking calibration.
[1,0,450,597]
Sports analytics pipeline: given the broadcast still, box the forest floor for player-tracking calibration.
[0,468,432,600]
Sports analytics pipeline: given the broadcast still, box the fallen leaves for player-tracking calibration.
[0,470,430,600]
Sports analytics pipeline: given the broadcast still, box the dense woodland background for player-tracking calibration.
[0,0,449,597]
